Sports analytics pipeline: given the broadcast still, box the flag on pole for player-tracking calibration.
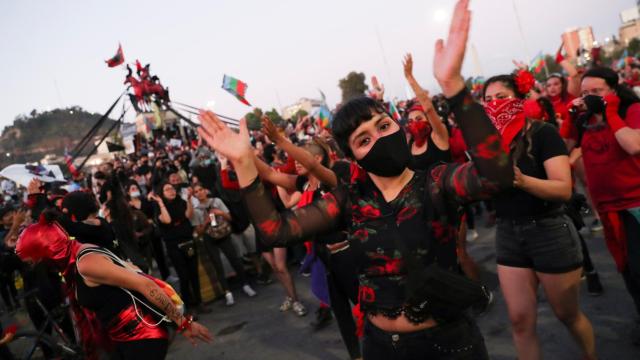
[617,49,629,69]
[529,51,545,74]
[222,75,251,106]
[388,101,401,122]
[64,147,79,177]
[316,105,332,129]
[105,44,125,68]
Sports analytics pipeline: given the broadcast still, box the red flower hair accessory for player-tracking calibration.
[513,69,535,96]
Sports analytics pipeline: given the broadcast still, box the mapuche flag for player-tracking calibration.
[222,75,251,106]
[529,51,545,74]
[105,44,124,68]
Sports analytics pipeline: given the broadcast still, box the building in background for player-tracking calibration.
[281,98,324,120]
[620,5,640,45]
[562,27,595,59]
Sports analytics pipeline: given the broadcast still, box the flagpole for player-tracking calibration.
[374,25,394,101]
[511,0,530,63]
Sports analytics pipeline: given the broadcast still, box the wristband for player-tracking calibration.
[177,315,194,333]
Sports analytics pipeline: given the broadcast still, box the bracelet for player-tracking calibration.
[177,315,194,333]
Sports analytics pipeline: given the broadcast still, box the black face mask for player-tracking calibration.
[356,129,411,177]
[583,95,606,114]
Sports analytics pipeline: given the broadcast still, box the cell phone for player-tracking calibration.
[209,213,217,227]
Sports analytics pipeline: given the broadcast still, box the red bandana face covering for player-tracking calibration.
[483,98,526,153]
[407,120,431,147]
[483,98,524,133]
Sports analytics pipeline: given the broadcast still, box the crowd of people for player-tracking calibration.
[0,0,639,359]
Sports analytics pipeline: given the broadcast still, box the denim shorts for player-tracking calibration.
[496,214,583,274]
[362,315,489,360]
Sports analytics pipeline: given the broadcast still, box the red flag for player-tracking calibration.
[105,44,124,68]
[555,49,565,64]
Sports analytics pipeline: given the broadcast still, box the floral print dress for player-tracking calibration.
[241,89,513,323]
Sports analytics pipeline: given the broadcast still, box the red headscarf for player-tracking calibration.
[483,98,526,153]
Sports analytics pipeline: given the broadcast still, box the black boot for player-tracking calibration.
[310,306,332,331]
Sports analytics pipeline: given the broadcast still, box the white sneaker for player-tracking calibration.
[292,301,307,317]
[279,297,293,312]
[242,284,257,297]
[466,229,479,242]
[225,292,235,306]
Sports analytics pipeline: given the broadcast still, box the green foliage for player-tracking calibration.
[628,38,640,57]
[339,71,368,102]
[0,106,117,168]
[265,108,284,126]
[245,108,264,130]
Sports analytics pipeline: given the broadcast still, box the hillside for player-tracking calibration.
[0,106,117,169]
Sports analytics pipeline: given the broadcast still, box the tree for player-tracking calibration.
[265,108,284,126]
[339,71,368,102]
[629,38,640,57]
[245,108,263,130]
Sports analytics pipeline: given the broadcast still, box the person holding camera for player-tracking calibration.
[568,66,640,344]
[191,183,257,306]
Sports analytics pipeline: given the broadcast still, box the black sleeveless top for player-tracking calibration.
[409,136,452,171]
[75,248,160,326]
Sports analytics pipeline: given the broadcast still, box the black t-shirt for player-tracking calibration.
[494,123,568,218]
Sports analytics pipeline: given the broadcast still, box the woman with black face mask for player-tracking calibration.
[568,66,640,344]
[198,2,512,359]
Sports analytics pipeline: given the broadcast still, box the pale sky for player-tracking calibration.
[0,0,635,129]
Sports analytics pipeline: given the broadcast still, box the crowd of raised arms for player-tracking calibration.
[0,1,639,359]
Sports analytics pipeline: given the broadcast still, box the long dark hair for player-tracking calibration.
[483,73,537,163]
[546,74,570,102]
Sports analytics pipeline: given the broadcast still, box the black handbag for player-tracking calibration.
[392,232,489,319]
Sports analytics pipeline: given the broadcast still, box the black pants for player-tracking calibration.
[0,273,17,310]
[203,235,248,290]
[620,210,640,315]
[326,247,362,360]
[166,241,202,307]
[151,232,170,279]
[363,316,488,360]
[112,338,168,359]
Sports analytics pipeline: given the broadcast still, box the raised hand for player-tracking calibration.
[512,59,528,71]
[369,76,385,100]
[433,0,471,97]
[403,53,414,80]
[262,116,284,145]
[198,111,252,164]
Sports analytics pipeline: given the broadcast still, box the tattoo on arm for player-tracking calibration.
[149,287,182,323]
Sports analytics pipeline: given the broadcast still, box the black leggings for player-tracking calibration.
[166,242,202,307]
[203,235,248,291]
[326,247,362,359]
[113,339,168,359]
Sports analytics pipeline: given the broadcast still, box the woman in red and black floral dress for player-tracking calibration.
[198,1,512,358]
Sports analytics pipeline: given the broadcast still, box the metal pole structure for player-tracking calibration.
[77,110,126,171]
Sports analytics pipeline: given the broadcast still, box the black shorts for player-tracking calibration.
[496,214,583,274]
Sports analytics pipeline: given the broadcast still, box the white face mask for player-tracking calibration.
[130,191,141,198]
[98,209,105,218]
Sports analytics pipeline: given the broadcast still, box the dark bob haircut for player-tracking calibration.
[331,97,388,158]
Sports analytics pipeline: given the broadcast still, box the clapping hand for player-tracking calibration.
[262,116,284,145]
[198,111,253,164]
[433,0,471,97]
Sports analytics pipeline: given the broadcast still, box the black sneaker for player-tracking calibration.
[256,272,273,285]
[586,272,604,296]
[590,219,603,232]
[310,307,332,331]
